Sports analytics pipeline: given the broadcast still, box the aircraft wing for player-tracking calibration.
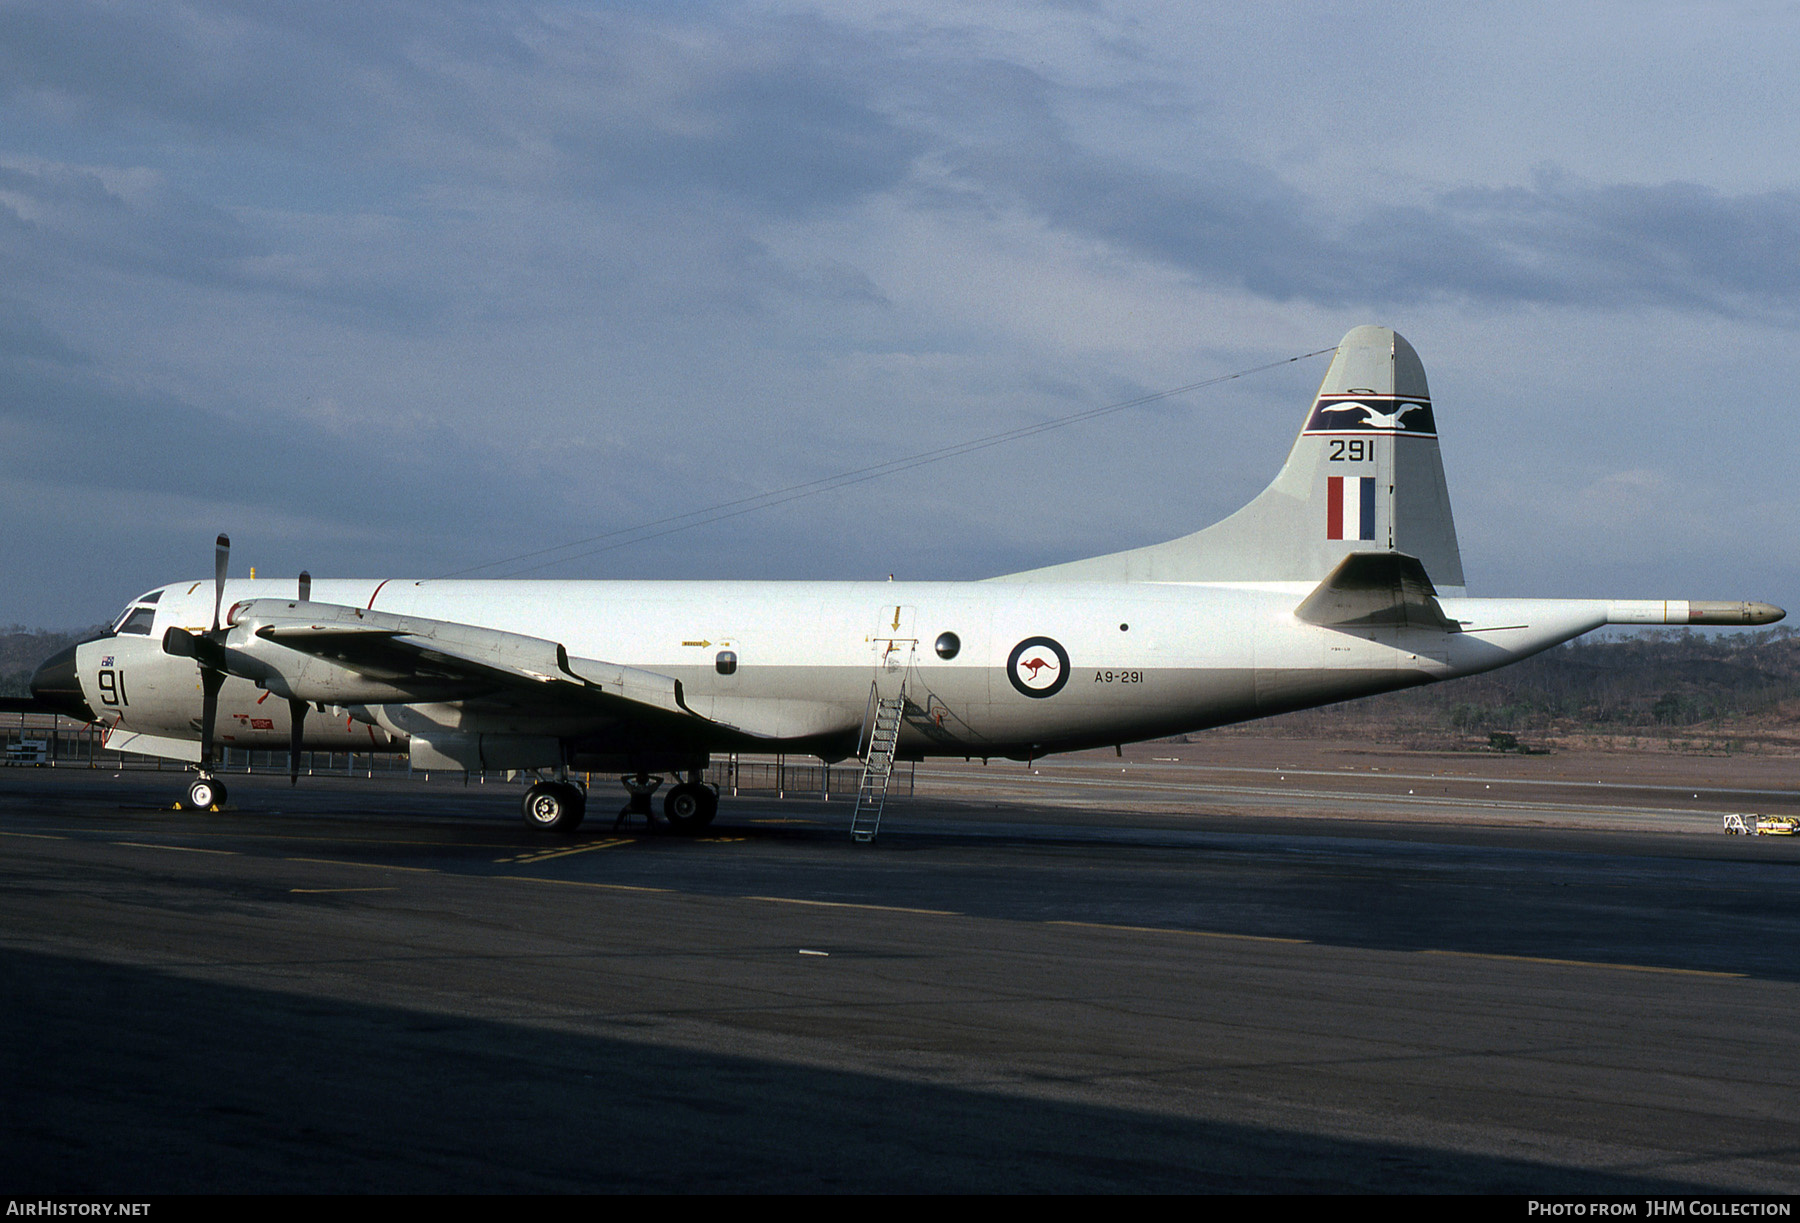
[221,599,772,737]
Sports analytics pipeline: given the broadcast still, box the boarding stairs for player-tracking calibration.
[850,690,906,843]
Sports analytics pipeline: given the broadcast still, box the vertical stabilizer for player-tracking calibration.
[999,326,1466,590]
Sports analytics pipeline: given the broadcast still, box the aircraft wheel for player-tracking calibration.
[664,782,716,832]
[187,777,226,810]
[523,781,585,833]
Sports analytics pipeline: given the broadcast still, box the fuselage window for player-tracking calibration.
[935,632,961,660]
[715,650,738,676]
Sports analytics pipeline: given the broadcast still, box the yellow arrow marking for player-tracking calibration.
[496,838,633,864]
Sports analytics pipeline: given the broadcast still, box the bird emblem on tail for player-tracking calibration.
[1317,401,1428,430]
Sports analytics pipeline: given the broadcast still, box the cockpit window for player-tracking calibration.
[135,589,162,605]
[116,606,158,636]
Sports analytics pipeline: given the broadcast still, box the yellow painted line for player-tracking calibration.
[744,896,958,916]
[285,857,437,873]
[498,875,672,893]
[496,839,633,864]
[115,841,238,855]
[1050,920,1310,945]
[289,887,397,895]
[164,831,539,851]
[1419,948,1745,979]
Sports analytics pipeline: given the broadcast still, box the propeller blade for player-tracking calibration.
[288,698,307,786]
[298,570,311,603]
[212,533,230,634]
[198,667,225,776]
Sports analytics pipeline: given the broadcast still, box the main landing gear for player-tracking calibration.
[523,772,717,834]
[662,778,718,832]
[521,779,586,833]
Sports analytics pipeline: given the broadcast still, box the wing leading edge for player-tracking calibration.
[216,599,767,737]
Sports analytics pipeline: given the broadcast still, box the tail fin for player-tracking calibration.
[1000,325,1466,590]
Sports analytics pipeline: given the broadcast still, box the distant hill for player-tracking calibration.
[0,627,106,698]
[1234,626,1800,750]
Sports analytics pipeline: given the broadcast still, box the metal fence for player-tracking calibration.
[1,712,414,778]
[706,755,883,800]
[2,714,904,801]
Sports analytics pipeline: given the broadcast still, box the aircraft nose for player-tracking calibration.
[30,643,98,723]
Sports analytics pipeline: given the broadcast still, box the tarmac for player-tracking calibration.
[3,739,1798,1193]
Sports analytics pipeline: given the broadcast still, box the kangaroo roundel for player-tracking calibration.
[1008,636,1070,698]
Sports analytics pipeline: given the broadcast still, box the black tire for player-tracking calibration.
[664,782,716,832]
[188,778,225,810]
[522,782,584,833]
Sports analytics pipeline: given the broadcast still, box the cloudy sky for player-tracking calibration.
[3,0,1797,629]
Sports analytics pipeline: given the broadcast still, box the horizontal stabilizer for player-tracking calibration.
[1295,552,1457,630]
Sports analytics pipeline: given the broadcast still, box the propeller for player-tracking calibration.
[163,541,318,791]
[212,532,229,634]
[198,533,230,782]
[288,698,307,786]
[289,570,311,784]
[160,534,231,784]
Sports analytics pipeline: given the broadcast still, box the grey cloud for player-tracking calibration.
[0,295,87,365]
[0,0,459,146]
[1371,177,1800,316]
[8,4,1796,321]
[0,2,924,217]
[0,348,525,557]
[591,71,921,215]
[0,160,257,278]
[511,13,924,216]
[0,159,443,328]
[955,139,1342,299]
[952,129,1800,318]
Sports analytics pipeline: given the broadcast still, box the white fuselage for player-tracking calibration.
[81,576,1616,766]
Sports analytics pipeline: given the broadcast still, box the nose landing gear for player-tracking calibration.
[185,775,227,811]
